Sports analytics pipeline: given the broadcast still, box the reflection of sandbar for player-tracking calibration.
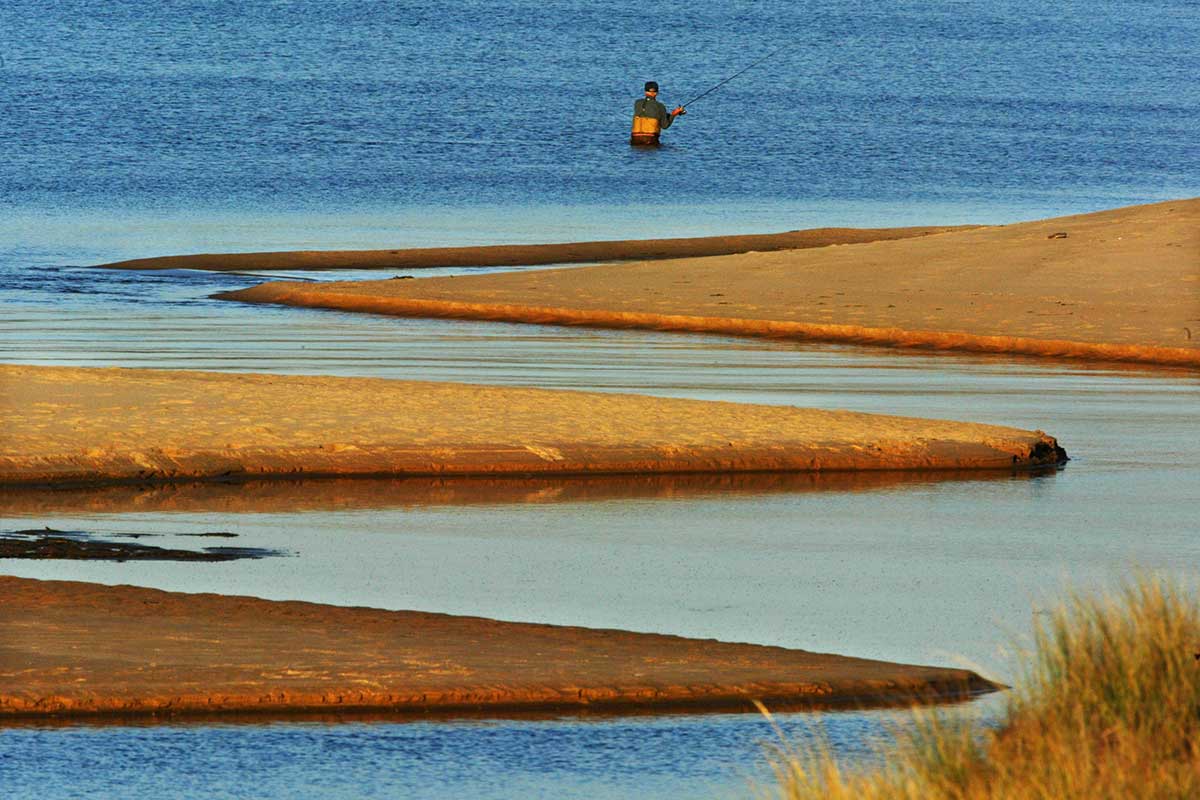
[0,469,1057,515]
[0,364,1064,487]
[218,199,1200,367]
[0,576,998,719]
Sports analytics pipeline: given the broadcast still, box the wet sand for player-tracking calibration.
[0,364,1064,487]
[0,576,997,718]
[0,529,284,562]
[97,225,970,271]
[218,200,1200,367]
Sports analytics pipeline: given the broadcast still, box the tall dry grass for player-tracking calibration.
[759,576,1200,799]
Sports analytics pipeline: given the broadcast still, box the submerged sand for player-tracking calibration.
[0,576,997,718]
[97,225,970,271]
[0,364,1063,486]
[218,199,1200,366]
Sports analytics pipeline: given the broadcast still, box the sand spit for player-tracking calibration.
[97,225,970,271]
[0,365,1064,487]
[0,577,998,718]
[219,199,1200,367]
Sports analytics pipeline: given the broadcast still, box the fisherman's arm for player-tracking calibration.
[660,104,685,129]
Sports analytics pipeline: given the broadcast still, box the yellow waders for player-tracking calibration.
[630,114,661,146]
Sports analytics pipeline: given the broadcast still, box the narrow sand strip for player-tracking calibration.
[0,364,1064,486]
[97,225,971,271]
[218,199,1200,367]
[0,577,997,718]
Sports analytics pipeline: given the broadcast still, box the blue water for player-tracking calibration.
[2,0,1197,260]
[2,2,1198,798]
[0,707,986,800]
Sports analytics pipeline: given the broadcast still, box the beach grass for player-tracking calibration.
[756,575,1200,799]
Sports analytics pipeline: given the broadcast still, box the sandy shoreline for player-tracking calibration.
[0,576,997,719]
[217,200,1200,367]
[97,225,971,271]
[0,364,1064,487]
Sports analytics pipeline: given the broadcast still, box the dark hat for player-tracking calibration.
[644,81,659,92]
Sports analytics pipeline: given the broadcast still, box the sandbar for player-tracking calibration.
[0,364,1064,486]
[97,225,970,271]
[0,576,997,718]
[218,199,1200,366]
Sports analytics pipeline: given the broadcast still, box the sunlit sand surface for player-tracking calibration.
[0,364,1062,486]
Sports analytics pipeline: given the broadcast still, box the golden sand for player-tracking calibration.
[0,364,1063,486]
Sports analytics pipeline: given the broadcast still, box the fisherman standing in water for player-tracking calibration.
[630,81,685,146]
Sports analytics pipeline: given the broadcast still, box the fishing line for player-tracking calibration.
[679,45,791,109]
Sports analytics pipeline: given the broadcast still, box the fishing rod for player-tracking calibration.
[679,45,790,109]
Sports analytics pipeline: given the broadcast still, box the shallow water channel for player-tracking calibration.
[2,264,1198,799]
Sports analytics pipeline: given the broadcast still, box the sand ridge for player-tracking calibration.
[0,576,998,718]
[97,225,971,271]
[0,364,1064,486]
[218,199,1200,367]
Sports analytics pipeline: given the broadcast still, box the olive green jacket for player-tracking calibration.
[632,97,676,130]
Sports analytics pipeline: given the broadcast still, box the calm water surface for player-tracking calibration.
[3,0,1197,256]
[1,707,986,800]
[2,0,1198,797]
